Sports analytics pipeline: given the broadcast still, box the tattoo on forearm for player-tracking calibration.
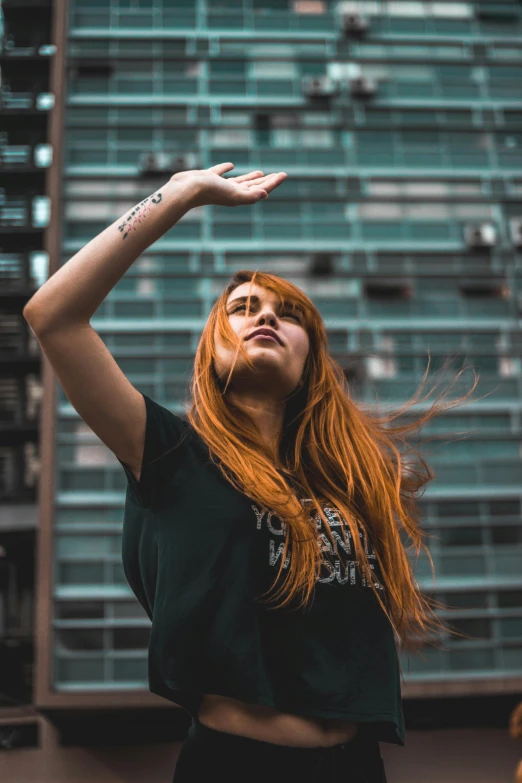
[117,191,163,239]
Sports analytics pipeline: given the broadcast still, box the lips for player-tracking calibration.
[246,328,283,345]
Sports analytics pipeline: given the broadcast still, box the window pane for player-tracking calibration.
[449,648,494,670]
[498,591,522,609]
[431,3,472,18]
[57,563,105,584]
[387,2,425,15]
[113,659,148,681]
[437,502,480,519]
[449,618,492,640]
[210,129,253,147]
[113,628,151,650]
[56,659,104,683]
[439,527,483,546]
[491,526,522,545]
[445,592,488,609]
[112,602,149,618]
[499,619,522,639]
[55,602,105,620]
[252,61,297,79]
[56,629,104,651]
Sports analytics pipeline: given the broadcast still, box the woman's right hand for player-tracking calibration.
[171,162,287,208]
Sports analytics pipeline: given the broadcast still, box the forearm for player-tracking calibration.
[23,176,200,333]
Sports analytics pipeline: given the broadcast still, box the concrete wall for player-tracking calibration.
[382,728,521,783]
[1,720,521,783]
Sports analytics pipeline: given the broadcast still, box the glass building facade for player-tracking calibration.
[53,0,522,696]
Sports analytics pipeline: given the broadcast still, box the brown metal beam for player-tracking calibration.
[34,0,68,711]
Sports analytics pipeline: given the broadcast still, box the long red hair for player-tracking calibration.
[187,270,481,657]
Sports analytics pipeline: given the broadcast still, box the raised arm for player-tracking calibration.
[23,163,285,331]
[22,163,286,476]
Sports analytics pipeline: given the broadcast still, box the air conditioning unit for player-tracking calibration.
[365,281,413,300]
[342,357,367,385]
[349,76,377,99]
[138,152,198,177]
[340,12,370,35]
[170,153,198,174]
[138,152,173,176]
[509,218,522,248]
[310,253,335,277]
[459,279,508,298]
[302,75,338,99]
[464,222,498,249]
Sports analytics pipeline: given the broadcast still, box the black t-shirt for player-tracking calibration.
[117,392,405,747]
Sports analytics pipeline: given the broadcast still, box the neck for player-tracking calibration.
[227,390,285,456]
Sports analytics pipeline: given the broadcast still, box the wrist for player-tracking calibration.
[167,174,205,210]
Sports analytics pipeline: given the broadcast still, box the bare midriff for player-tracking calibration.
[198,693,359,749]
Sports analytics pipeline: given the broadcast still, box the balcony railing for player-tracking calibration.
[0,90,36,110]
[0,145,33,167]
[0,89,54,111]
[0,199,30,227]
[68,7,522,40]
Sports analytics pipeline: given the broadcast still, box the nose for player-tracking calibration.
[254,308,277,326]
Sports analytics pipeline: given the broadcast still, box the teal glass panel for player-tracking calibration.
[499,619,522,640]
[213,223,254,240]
[208,79,247,95]
[445,592,488,609]
[360,224,404,240]
[502,647,522,669]
[163,301,203,317]
[207,13,245,29]
[409,223,453,240]
[432,20,471,36]
[313,299,358,318]
[56,629,105,651]
[163,223,202,240]
[255,81,295,98]
[449,618,492,641]
[66,149,108,165]
[57,563,105,585]
[73,11,111,27]
[261,223,302,240]
[388,18,427,35]
[113,659,148,681]
[402,647,444,675]
[491,552,522,575]
[439,555,486,576]
[308,223,351,240]
[55,658,105,683]
[162,10,197,27]
[449,649,495,671]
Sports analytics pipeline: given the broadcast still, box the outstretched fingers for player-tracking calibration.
[247,172,287,193]
[233,170,265,183]
[236,173,288,203]
[206,165,287,203]
[207,162,235,175]
[207,163,287,193]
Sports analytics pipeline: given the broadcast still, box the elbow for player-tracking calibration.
[22,304,36,323]
[23,303,41,327]
[22,303,53,335]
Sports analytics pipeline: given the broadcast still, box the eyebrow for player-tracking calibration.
[227,295,303,313]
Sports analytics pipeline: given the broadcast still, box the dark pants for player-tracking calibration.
[172,718,388,783]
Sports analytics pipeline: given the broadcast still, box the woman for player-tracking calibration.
[24,163,477,783]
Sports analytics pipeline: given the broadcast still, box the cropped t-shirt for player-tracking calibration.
[117,393,405,747]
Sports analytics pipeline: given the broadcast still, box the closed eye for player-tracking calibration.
[232,304,301,321]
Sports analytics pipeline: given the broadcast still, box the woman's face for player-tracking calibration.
[214,282,310,399]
